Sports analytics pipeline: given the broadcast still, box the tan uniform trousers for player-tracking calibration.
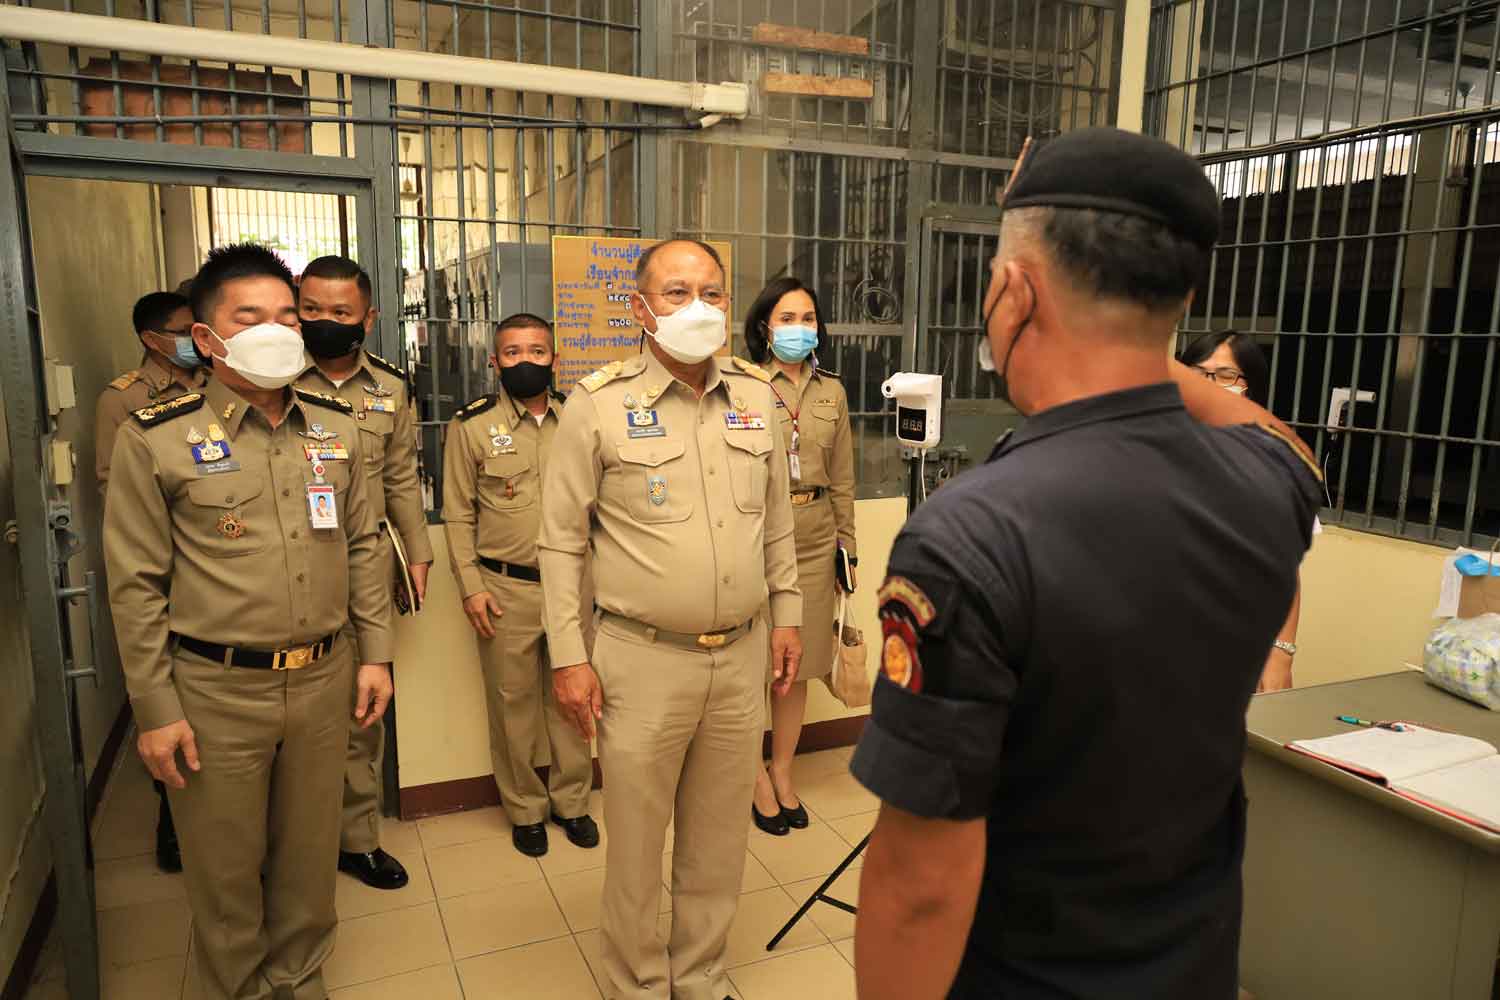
[594,615,767,1000]
[169,635,354,1000]
[477,567,593,825]
[340,535,390,853]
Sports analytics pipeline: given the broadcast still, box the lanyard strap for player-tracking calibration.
[767,381,801,451]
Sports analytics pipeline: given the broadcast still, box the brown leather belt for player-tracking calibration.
[478,557,541,583]
[789,488,826,507]
[599,612,752,651]
[175,633,337,671]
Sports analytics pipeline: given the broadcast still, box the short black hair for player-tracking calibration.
[132,291,190,338]
[634,239,726,288]
[301,255,373,306]
[1036,207,1209,313]
[189,243,297,323]
[1179,330,1271,406]
[495,312,553,342]
[743,277,829,365]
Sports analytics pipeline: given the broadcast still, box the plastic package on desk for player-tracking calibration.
[1423,612,1500,711]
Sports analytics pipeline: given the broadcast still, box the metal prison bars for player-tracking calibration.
[2,0,1119,504]
[1145,0,1500,548]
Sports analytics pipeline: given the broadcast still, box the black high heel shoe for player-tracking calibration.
[778,800,809,830]
[752,804,789,836]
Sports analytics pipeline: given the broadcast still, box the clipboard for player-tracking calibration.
[385,521,422,615]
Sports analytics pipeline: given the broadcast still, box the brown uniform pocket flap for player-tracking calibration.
[482,454,531,479]
[186,473,265,508]
[722,431,774,457]
[617,439,687,467]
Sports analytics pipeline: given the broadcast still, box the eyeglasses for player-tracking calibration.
[639,288,729,309]
[1193,365,1247,388]
[158,327,194,337]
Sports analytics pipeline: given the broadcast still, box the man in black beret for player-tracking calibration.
[850,128,1323,999]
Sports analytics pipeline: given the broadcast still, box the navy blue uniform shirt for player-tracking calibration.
[851,383,1321,1000]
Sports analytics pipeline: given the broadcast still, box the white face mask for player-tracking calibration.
[1225,384,1248,396]
[641,297,727,364]
[208,323,310,390]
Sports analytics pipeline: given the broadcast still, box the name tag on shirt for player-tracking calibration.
[196,459,241,476]
[307,484,338,529]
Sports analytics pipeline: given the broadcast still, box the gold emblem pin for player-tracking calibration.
[186,426,205,445]
[623,394,638,409]
[222,402,236,422]
[216,512,245,540]
[207,423,226,442]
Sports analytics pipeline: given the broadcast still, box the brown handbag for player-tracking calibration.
[822,591,872,709]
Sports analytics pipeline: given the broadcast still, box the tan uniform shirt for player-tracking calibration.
[104,376,395,730]
[95,355,209,496]
[442,388,564,598]
[767,363,858,558]
[296,349,434,566]
[538,351,801,669]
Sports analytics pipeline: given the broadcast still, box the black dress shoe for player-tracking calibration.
[513,822,549,857]
[752,804,789,837]
[154,789,181,874]
[779,801,810,830]
[550,813,600,849]
[338,848,409,890]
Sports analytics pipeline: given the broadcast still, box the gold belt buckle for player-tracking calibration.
[790,493,810,507]
[274,644,317,670]
[696,631,729,649]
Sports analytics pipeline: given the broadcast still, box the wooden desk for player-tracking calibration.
[1242,672,1500,999]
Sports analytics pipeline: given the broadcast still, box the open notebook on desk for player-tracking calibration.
[1288,727,1500,834]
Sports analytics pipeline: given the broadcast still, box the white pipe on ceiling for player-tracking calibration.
[0,6,751,119]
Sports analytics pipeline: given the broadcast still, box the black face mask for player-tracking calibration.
[979,272,1036,408]
[500,361,554,400]
[301,318,367,360]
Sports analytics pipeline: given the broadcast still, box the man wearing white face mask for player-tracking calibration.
[540,239,802,1000]
[104,243,395,1000]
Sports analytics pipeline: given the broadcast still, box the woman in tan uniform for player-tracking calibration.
[743,277,857,836]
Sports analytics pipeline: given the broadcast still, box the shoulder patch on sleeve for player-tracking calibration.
[130,392,205,426]
[579,360,626,393]
[1258,424,1323,482]
[294,387,355,413]
[729,357,771,382]
[878,576,936,627]
[365,351,409,382]
[456,394,497,421]
[108,370,142,392]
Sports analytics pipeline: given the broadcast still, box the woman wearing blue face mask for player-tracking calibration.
[742,277,858,836]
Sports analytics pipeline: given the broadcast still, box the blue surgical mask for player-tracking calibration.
[170,334,205,370]
[770,324,819,363]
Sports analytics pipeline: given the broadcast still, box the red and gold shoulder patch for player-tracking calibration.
[881,618,922,692]
[878,576,935,627]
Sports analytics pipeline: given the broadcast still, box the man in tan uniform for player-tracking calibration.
[295,255,432,890]
[96,290,209,495]
[442,312,597,857]
[541,240,802,1000]
[104,243,394,1000]
[94,289,210,874]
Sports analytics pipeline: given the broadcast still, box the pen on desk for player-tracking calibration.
[1336,715,1373,727]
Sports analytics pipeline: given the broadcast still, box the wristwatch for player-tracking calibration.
[1273,639,1297,657]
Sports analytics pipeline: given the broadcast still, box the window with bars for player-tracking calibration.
[208,187,353,273]
[1146,0,1500,547]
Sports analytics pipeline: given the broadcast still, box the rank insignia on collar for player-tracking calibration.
[216,512,245,539]
[222,402,236,422]
[648,474,667,506]
[207,423,226,442]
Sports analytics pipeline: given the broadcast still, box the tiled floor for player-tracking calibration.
[26,747,870,999]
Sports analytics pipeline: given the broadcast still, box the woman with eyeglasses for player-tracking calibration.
[1179,331,1305,692]
[742,277,858,836]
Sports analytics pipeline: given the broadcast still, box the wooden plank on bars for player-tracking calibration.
[763,73,875,100]
[752,22,871,56]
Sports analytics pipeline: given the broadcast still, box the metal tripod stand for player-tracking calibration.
[765,832,870,952]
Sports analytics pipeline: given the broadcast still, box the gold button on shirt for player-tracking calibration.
[538,351,802,669]
[296,349,434,567]
[103,376,395,730]
[95,355,209,497]
[442,389,562,599]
